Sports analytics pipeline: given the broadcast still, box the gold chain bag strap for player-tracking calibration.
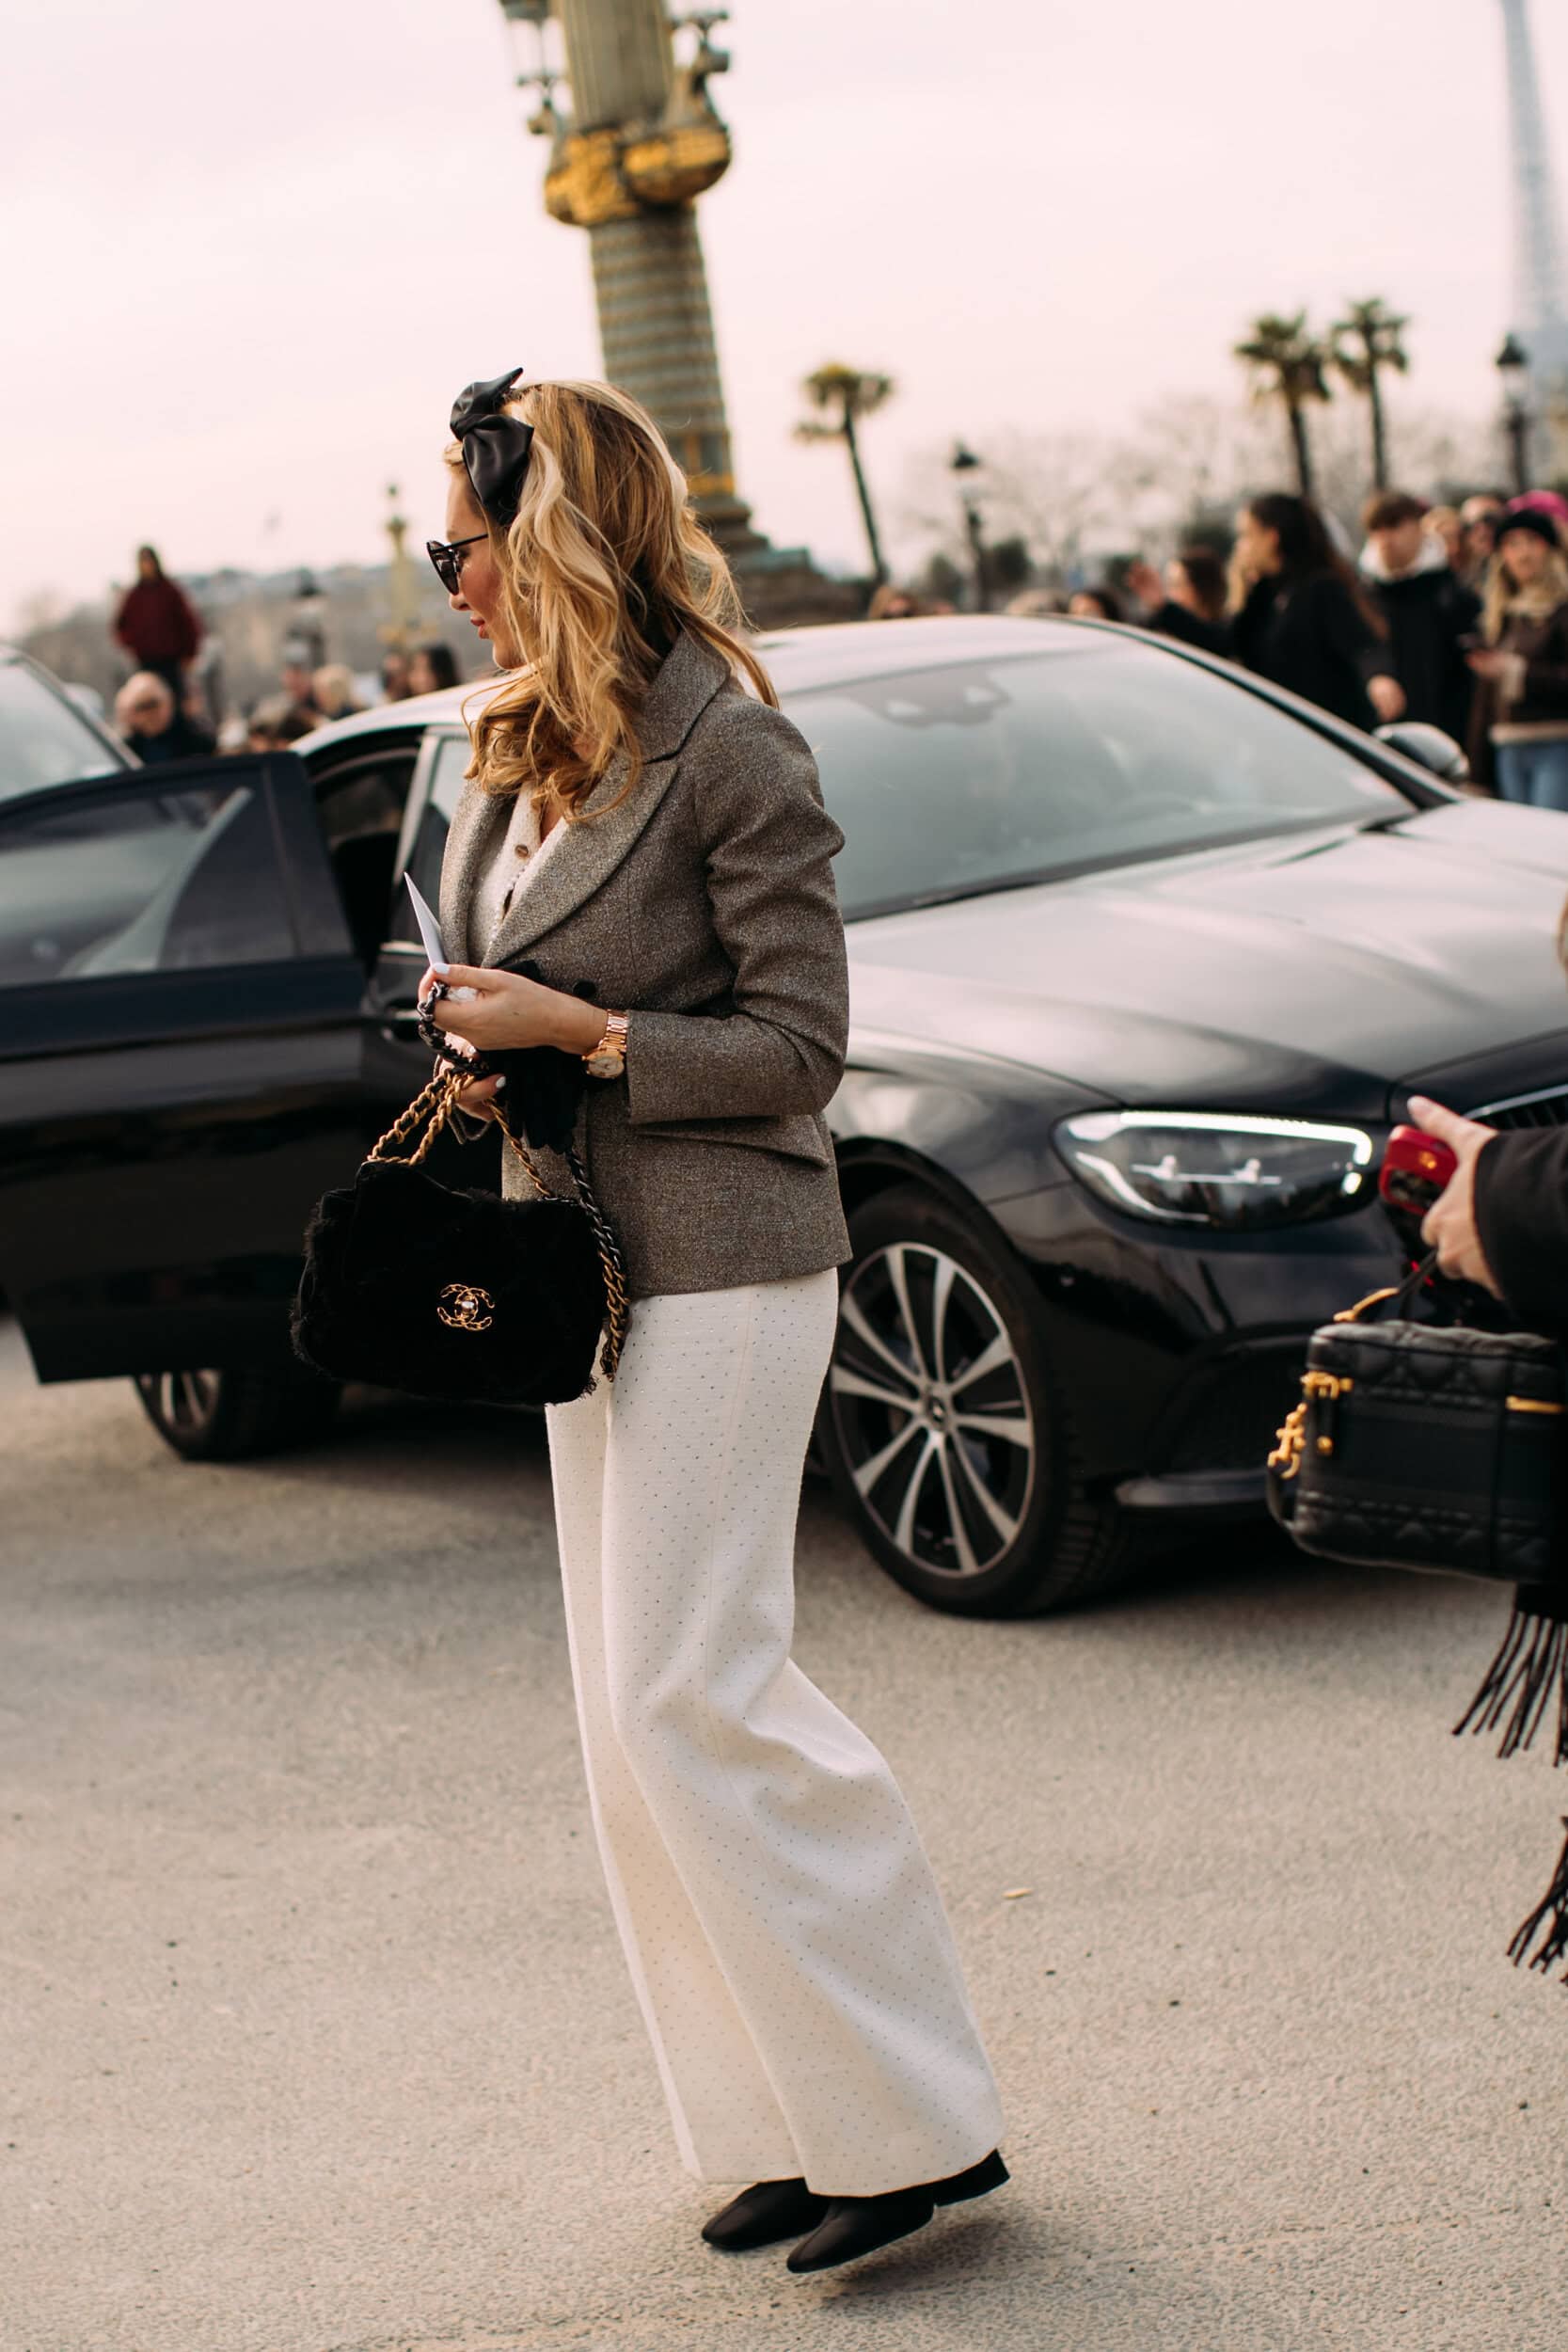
[490,1104,630,1381]
[291,1068,628,1404]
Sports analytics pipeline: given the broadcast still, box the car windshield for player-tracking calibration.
[0,658,124,808]
[786,643,1409,921]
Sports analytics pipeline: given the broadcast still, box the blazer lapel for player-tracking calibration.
[484,630,731,970]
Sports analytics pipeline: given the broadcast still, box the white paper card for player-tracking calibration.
[404,873,447,966]
[404,875,477,1001]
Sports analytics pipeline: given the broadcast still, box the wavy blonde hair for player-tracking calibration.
[446,378,775,819]
[1482,535,1568,642]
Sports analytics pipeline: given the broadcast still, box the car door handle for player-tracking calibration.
[380,1007,425,1033]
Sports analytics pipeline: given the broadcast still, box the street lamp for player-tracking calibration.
[382,483,416,653]
[497,0,562,136]
[1497,332,1533,494]
[951,441,990,613]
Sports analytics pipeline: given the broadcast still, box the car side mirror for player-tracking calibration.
[1373,721,1470,783]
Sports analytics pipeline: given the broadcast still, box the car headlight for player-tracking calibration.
[1055,1110,1375,1232]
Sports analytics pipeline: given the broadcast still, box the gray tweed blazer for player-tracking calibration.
[437,630,851,1299]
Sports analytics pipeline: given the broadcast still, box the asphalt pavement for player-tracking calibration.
[2,1315,1564,2352]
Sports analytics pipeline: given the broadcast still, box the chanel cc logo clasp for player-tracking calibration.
[437,1281,495,1332]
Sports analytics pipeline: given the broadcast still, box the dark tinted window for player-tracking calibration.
[310,739,420,967]
[0,779,294,988]
[0,659,125,805]
[787,644,1404,919]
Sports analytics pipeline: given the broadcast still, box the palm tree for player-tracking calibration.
[1330,296,1411,490]
[795,365,895,584]
[1233,311,1332,499]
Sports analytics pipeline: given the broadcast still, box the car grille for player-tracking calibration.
[1464,1083,1568,1130]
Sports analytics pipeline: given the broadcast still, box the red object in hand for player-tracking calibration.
[1380,1124,1460,1216]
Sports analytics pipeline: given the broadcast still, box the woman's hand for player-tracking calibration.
[1368,674,1407,723]
[420,963,605,1057]
[453,1072,505,1122]
[1407,1094,1502,1295]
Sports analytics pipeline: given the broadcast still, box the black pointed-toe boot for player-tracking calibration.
[785,2149,1008,2274]
[701,2177,830,2251]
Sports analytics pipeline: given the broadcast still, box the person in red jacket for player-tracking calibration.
[113,546,202,701]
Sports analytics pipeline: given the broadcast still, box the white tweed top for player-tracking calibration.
[467,789,569,962]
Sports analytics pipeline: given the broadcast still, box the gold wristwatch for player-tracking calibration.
[583,1009,629,1080]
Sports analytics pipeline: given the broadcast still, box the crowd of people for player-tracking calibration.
[1137,485,1568,806]
[879,486,1568,811]
[112,494,1568,809]
[108,542,470,766]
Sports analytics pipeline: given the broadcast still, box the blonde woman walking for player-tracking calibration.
[1466,507,1568,810]
[419,372,1006,2274]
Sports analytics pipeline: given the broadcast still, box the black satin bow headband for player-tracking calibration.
[451,367,535,527]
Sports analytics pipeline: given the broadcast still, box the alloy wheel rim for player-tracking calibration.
[829,1242,1036,1578]
[136,1370,220,1432]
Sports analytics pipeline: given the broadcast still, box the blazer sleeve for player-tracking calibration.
[624,696,849,1124]
[1471,1125,1568,1335]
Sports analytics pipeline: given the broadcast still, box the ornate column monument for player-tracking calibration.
[499,0,858,622]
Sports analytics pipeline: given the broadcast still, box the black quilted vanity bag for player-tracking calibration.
[292,1071,627,1408]
[1267,1261,1566,1582]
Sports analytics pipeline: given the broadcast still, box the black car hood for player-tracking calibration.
[847,800,1568,1120]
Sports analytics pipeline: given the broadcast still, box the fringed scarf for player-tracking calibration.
[1456,1581,1568,1977]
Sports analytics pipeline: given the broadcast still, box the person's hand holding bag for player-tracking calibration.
[1407,1094,1502,1295]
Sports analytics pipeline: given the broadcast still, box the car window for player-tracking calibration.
[786,644,1406,921]
[394,733,471,943]
[309,739,420,969]
[0,778,295,988]
[0,658,125,806]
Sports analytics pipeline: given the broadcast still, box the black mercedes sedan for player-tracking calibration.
[5,615,1568,1616]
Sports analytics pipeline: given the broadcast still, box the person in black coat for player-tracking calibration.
[1409,1082,1568,1976]
[1359,490,1481,747]
[112,672,215,764]
[1230,493,1405,732]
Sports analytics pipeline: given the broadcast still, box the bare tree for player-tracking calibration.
[898,428,1125,586]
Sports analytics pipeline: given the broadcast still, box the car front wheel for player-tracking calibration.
[132,1362,340,1462]
[819,1184,1135,1616]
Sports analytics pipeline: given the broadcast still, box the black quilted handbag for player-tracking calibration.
[1266,1259,1565,1582]
[291,1070,628,1407]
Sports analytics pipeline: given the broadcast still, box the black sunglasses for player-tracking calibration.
[426,532,487,596]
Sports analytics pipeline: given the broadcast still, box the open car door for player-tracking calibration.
[0,753,372,1439]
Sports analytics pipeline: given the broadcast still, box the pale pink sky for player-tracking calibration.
[3,0,1565,621]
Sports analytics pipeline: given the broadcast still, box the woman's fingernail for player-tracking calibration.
[433,961,451,977]
[494,1075,507,1090]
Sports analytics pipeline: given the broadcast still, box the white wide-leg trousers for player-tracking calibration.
[544,1267,1004,2197]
